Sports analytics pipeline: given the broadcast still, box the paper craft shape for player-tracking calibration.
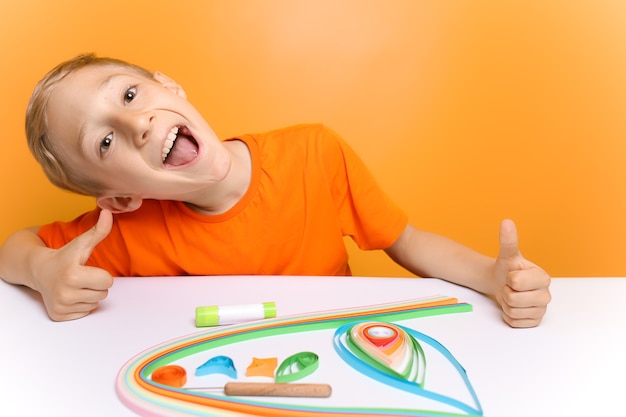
[150,365,187,388]
[335,321,482,415]
[246,357,278,378]
[275,351,319,383]
[342,321,426,385]
[195,355,237,378]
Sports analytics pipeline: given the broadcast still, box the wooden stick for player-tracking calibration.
[224,382,332,397]
[187,382,332,397]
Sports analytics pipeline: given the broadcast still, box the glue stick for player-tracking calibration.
[195,302,277,327]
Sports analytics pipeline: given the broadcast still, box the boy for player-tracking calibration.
[0,54,551,326]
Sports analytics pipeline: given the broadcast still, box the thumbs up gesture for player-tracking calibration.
[33,209,114,321]
[493,219,551,327]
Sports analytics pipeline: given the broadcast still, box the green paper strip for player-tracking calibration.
[275,351,320,383]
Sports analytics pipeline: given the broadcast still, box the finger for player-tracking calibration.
[61,287,110,304]
[499,286,549,328]
[79,265,114,291]
[502,303,547,320]
[48,302,100,322]
[44,279,110,321]
[70,209,114,265]
[498,219,521,261]
[502,311,545,328]
[501,282,552,308]
[500,300,547,326]
[507,267,552,292]
[60,262,114,292]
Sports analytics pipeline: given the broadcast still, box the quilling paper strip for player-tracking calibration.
[116,296,480,417]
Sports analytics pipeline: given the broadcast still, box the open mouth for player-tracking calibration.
[162,126,199,167]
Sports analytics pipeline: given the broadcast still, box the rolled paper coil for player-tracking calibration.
[151,365,187,388]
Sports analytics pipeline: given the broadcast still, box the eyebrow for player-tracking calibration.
[76,73,122,154]
[99,73,122,92]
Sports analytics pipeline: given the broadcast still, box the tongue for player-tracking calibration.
[167,135,198,166]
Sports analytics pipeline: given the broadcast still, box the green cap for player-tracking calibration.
[262,302,277,319]
[195,305,219,327]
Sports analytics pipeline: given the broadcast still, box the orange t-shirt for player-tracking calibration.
[38,124,408,277]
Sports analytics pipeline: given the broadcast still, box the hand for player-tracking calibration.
[33,209,114,321]
[493,219,551,328]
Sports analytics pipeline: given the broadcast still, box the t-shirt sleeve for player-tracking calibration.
[317,125,409,250]
[38,208,101,249]
[37,207,132,276]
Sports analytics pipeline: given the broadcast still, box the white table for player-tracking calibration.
[1,276,624,417]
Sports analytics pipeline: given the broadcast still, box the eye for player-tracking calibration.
[100,133,113,155]
[123,86,137,104]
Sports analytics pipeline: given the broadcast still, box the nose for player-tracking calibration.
[119,110,156,147]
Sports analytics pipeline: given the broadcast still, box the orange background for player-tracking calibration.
[1,0,625,277]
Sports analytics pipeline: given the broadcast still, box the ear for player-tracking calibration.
[153,71,187,99]
[96,195,143,214]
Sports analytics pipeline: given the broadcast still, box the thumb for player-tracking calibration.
[71,209,113,265]
[498,219,522,261]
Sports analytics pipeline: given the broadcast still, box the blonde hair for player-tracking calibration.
[25,53,153,196]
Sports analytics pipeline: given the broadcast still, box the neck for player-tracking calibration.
[185,139,252,215]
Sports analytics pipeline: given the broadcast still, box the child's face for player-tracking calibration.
[45,64,233,204]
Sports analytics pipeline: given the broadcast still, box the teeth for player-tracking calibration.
[162,126,179,162]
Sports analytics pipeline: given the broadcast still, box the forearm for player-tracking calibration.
[385,225,497,296]
[0,227,47,290]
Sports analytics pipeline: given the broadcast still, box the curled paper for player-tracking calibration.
[151,365,187,388]
[275,352,319,383]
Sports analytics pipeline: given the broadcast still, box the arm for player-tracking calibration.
[0,209,115,321]
[385,219,551,328]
